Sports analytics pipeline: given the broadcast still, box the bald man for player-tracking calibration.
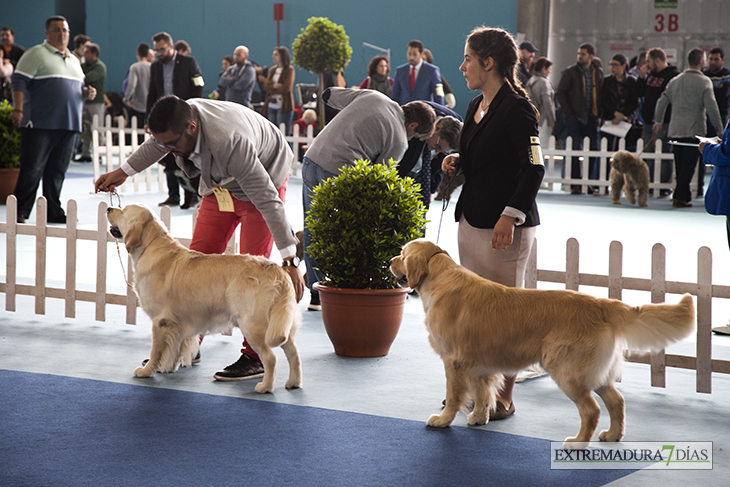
[217,45,256,107]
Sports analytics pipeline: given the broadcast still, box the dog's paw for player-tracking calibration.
[427,414,453,428]
[611,200,621,205]
[133,366,154,378]
[467,411,488,426]
[255,382,274,394]
[598,429,624,442]
[563,437,590,450]
[285,378,302,389]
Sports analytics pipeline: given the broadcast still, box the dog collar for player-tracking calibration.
[427,250,447,263]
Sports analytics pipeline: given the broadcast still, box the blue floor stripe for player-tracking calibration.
[0,369,635,487]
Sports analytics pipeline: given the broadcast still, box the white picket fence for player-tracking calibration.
[541,135,700,196]
[1,195,728,393]
[90,114,700,199]
[90,114,315,191]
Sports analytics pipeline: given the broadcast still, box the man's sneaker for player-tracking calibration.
[213,354,265,381]
[141,351,200,366]
[308,292,322,311]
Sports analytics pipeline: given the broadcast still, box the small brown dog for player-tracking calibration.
[610,151,650,207]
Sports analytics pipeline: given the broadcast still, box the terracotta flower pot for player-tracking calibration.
[313,282,410,357]
[0,167,19,205]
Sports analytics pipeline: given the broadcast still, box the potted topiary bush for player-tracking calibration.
[292,17,352,131]
[0,99,21,204]
[306,159,427,357]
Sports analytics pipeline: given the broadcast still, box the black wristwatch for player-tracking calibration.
[282,256,300,268]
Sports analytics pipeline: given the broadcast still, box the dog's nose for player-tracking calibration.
[106,207,113,214]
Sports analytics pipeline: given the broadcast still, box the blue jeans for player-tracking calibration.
[14,128,76,220]
[302,157,337,294]
[564,117,600,180]
[267,107,293,136]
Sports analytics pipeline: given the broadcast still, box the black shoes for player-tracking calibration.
[308,292,321,311]
[672,199,692,208]
[213,354,265,381]
[181,194,200,210]
[158,197,180,207]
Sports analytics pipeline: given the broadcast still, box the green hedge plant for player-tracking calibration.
[306,159,427,289]
[0,100,20,168]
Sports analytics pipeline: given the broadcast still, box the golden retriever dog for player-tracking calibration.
[107,204,302,393]
[610,151,650,207]
[390,239,695,448]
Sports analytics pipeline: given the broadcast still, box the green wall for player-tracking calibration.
[5,0,518,116]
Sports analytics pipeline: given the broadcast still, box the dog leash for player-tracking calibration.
[436,171,455,244]
[106,190,134,289]
[636,133,657,158]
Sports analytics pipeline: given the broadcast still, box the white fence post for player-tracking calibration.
[650,243,667,388]
[697,246,713,393]
[65,200,77,318]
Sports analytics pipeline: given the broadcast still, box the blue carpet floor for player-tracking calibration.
[0,369,635,487]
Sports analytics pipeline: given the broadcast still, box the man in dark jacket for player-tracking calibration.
[148,31,204,208]
[556,42,603,193]
[636,47,680,194]
[703,46,730,137]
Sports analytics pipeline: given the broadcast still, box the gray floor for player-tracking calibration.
[2,161,730,485]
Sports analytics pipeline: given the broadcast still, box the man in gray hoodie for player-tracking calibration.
[654,48,723,208]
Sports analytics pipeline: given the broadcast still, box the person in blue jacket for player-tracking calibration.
[700,123,730,335]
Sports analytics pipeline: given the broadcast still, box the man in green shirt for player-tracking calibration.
[76,42,106,162]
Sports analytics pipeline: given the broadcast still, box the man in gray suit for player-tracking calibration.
[95,95,304,381]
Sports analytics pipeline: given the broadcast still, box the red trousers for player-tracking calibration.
[190,177,289,361]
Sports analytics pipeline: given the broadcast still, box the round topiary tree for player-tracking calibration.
[292,17,352,129]
[305,159,427,289]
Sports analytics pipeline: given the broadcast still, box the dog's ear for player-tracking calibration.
[124,221,145,251]
[404,249,429,289]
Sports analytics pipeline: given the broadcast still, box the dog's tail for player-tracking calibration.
[615,293,695,351]
[264,286,300,349]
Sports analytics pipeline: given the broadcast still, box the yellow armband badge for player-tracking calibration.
[213,186,235,212]
[192,76,205,87]
[529,136,544,166]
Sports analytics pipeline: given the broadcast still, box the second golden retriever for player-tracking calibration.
[390,239,695,447]
[107,204,302,393]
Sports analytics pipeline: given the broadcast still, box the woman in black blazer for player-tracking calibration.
[442,26,545,420]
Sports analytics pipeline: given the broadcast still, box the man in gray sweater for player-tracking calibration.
[654,48,723,208]
[95,95,305,381]
[301,87,436,310]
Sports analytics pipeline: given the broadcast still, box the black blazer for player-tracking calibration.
[454,83,544,229]
[147,54,204,112]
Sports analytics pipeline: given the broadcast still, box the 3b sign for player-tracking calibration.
[655,13,679,32]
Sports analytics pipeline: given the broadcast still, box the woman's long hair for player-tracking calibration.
[275,46,291,69]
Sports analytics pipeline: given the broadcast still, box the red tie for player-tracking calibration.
[410,66,415,91]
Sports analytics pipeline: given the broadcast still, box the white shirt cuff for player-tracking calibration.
[502,206,526,226]
[279,244,297,261]
[120,162,138,177]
